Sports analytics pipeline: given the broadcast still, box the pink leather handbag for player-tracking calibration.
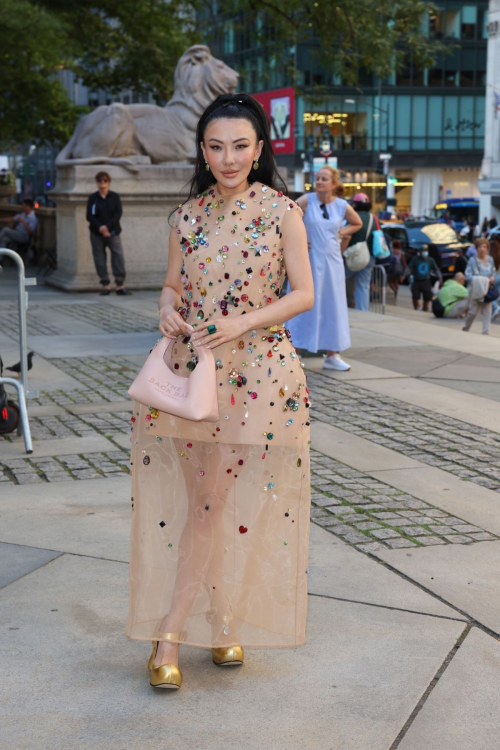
[128,337,219,422]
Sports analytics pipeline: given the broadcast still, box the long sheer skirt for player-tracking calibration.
[127,335,311,648]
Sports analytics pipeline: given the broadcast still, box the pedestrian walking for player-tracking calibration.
[86,172,131,295]
[407,245,442,312]
[463,238,497,335]
[344,192,378,312]
[0,199,37,253]
[128,93,314,690]
[286,167,362,371]
[386,239,407,299]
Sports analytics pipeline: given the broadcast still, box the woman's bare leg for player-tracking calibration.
[155,441,244,666]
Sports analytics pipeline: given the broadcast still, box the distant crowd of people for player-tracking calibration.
[432,237,500,335]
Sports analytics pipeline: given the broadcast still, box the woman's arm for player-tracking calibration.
[464,257,474,283]
[158,227,194,338]
[296,194,309,214]
[191,206,314,349]
[339,205,363,239]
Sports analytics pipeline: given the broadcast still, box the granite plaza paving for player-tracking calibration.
[1,274,500,749]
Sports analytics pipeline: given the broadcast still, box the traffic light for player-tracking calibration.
[375,160,384,175]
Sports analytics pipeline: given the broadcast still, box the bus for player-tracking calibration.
[429,198,479,232]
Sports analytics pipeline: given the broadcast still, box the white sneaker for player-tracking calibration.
[323,353,351,371]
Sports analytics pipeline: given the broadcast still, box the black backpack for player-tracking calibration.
[432,298,445,318]
[0,357,20,434]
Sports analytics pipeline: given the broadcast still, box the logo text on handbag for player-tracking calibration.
[149,378,187,399]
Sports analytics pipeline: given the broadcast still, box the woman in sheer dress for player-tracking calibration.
[128,93,314,689]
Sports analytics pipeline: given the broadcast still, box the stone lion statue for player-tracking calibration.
[56,46,239,172]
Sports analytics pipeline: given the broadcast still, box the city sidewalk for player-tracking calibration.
[1,276,500,749]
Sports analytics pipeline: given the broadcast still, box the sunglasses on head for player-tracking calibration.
[319,203,329,220]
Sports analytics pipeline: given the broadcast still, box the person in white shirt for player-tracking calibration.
[0,199,38,250]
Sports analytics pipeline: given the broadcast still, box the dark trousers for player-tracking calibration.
[411,279,433,301]
[90,232,126,286]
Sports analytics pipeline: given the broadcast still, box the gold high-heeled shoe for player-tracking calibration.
[206,612,244,665]
[148,632,185,689]
[150,662,183,689]
[212,645,244,666]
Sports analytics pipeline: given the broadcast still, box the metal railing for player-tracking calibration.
[370,264,387,315]
[0,249,35,453]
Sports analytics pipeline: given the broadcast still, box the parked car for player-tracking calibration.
[381,221,469,279]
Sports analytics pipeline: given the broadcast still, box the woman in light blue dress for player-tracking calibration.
[287,167,362,370]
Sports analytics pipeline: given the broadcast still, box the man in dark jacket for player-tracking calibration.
[86,172,131,295]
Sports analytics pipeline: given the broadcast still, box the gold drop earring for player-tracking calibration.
[253,160,259,170]
[205,161,210,171]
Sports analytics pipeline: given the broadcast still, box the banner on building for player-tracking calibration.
[252,87,295,155]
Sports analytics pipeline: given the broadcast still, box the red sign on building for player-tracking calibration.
[252,87,295,155]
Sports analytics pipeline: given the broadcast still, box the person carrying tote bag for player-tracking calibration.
[343,214,373,272]
[344,193,379,311]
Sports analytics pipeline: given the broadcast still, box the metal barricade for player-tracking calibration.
[370,264,386,315]
[0,248,35,453]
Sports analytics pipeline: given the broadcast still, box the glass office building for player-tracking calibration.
[206,0,488,215]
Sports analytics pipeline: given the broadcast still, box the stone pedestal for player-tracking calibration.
[48,163,194,291]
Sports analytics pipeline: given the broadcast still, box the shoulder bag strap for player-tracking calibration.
[366,213,374,239]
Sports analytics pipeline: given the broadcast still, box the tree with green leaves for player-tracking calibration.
[0,0,82,147]
[0,0,200,149]
[1,0,444,150]
[205,0,446,89]
[39,0,199,104]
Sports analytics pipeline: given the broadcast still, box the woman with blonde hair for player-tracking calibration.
[344,192,380,311]
[287,166,362,371]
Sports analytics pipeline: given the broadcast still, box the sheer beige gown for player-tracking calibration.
[127,181,311,648]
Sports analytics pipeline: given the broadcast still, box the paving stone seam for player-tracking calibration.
[366,555,500,640]
[311,519,500,637]
[409,351,471,379]
[0,550,64,591]
[0,550,130,587]
[307,592,468,624]
[388,623,473,750]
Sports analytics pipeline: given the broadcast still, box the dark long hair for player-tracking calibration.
[188,93,286,198]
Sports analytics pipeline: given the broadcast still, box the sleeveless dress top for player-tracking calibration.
[287,193,350,353]
[128,182,311,648]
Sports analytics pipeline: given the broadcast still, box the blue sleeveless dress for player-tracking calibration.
[287,193,350,352]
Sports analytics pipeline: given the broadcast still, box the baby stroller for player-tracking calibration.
[0,356,20,434]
